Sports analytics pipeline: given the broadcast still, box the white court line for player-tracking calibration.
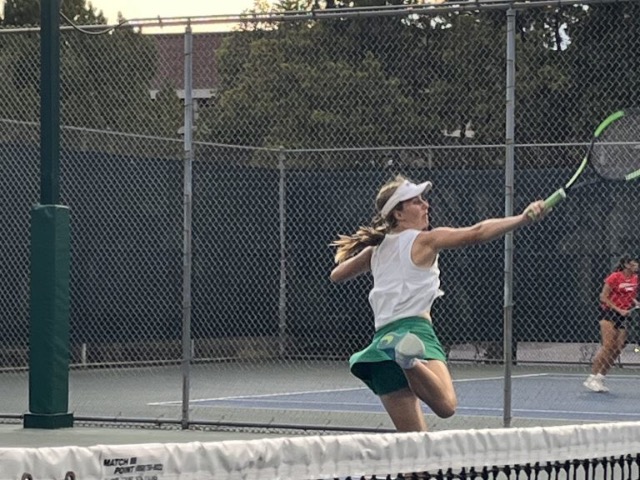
[152,396,640,419]
[199,398,383,407]
[169,398,640,418]
[147,373,640,411]
[537,373,640,379]
[455,406,640,417]
[454,373,548,382]
[148,386,368,406]
[149,374,549,406]
[148,374,555,406]
[198,374,548,403]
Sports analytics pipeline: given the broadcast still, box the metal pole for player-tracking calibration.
[181,22,194,430]
[278,149,287,358]
[40,0,60,205]
[24,0,74,430]
[503,7,517,429]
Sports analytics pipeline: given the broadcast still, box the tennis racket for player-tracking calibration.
[538,109,640,212]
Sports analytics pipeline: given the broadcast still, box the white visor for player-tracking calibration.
[380,180,433,218]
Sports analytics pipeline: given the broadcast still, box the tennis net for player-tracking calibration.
[4,421,640,480]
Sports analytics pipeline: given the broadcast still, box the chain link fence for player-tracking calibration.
[1,0,639,430]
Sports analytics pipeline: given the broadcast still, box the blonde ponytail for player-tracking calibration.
[331,175,409,264]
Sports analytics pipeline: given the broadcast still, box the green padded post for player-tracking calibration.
[24,205,73,429]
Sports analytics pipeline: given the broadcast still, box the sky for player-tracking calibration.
[88,0,270,32]
[90,1,446,32]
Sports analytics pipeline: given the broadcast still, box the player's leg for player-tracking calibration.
[592,319,618,374]
[379,388,427,432]
[585,319,618,391]
[377,328,456,417]
[403,360,457,419]
[605,325,627,374]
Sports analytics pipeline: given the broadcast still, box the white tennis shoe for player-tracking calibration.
[377,332,425,369]
[583,374,608,393]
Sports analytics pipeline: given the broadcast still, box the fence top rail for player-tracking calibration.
[0,0,632,35]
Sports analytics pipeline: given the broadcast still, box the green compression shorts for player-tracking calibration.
[349,316,447,396]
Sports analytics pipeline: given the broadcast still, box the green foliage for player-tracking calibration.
[1,0,638,167]
[0,0,183,157]
[200,20,432,167]
[0,31,40,142]
[201,2,639,168]
[2,0,106,26]
[564,2,640,137]
[57,27,182,156]
[59,0,106,24]
[2,0,40,26]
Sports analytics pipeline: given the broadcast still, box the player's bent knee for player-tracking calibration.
[435,405,456,419]
[433,399,457,418]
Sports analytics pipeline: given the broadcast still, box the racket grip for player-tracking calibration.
[544,188,567,209]
[526,188,566,220]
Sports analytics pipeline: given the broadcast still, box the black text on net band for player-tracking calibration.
[543,109,640,209]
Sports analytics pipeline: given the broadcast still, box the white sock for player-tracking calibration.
[394,333,425,369]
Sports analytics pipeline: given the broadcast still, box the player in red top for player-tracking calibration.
[584,256,639,392]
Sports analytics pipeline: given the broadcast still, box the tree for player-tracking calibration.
[3,0,40,26]
[59,26,183,157]
[508,2,640,150]
[0,29,40,144]
[203,0,637,168]
[199,17,427,167]
[563,2,640,138]
[0,0,183,157]
[2,0,106,26]
[510,7,576,148]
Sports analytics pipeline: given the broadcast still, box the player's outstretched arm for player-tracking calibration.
[330,246,373,283]
[419,200,546,252]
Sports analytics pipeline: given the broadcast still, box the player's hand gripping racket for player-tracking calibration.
[535,109,640,215]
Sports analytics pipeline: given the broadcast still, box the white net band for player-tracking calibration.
[4,421,640,480]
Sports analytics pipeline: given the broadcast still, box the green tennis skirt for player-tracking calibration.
[349,316,447,396]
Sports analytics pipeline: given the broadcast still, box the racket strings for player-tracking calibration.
[592,112,640,180]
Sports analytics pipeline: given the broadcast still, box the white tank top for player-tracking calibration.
[368,229,443,330]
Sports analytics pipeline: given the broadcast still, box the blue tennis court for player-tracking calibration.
[152,373,640,423]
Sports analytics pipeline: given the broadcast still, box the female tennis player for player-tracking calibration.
[584,256,639,393]
[330,175,547,432]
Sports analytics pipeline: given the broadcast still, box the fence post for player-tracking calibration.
[181,21,194,430]
[278,148,288,358]
[503,6,517,429]
[24,0,73,430]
